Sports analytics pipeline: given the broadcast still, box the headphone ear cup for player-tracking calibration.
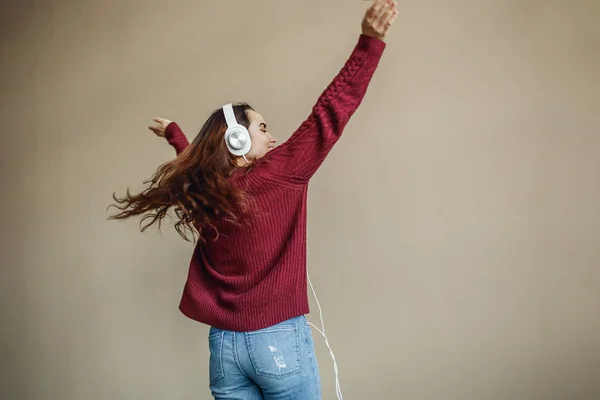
[224,125,252,156]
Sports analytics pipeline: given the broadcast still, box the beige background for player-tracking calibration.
[2,0,599,399]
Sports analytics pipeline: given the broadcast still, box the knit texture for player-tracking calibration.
[164,34,386,331]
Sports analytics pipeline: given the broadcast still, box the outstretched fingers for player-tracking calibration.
[384,7,398,32]
[375,0,397,32]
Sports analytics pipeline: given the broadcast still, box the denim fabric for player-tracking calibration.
[208,315,321,399]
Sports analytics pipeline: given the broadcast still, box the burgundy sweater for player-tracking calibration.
[164,34,386,331]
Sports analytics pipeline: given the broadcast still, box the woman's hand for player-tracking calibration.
[148,117,172,138]
[361,0,398,41]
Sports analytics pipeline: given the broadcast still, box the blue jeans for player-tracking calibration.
[208,315,322,399]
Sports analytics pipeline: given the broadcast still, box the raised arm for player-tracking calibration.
[165,122,189,155]
[256,0,397,182]
[149,117,190,155]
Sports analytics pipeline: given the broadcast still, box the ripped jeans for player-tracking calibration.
[208,315,322,399]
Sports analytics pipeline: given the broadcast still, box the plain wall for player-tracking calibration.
[1,0,599,399]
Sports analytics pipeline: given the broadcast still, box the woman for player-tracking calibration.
[110,1,398,398]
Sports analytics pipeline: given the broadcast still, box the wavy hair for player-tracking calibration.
[108,103,255,241]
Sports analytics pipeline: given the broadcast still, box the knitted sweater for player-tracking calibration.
[164,34,386,331]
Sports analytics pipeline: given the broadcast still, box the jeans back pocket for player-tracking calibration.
[208,331,225,384]
[245,325,302,379]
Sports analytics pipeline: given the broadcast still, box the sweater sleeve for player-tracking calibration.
[256,34,386,182]
[165,122,190,155]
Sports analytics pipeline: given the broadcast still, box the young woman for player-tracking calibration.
[110,1,397,398]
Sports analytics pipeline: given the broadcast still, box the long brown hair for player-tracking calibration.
[108,103,255,241]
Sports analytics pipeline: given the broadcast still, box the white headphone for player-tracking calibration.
[222,103,251,157]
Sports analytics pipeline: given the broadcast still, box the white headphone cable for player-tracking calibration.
[307,269,343,400]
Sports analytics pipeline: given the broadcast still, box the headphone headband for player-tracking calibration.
[222,103,237,127]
